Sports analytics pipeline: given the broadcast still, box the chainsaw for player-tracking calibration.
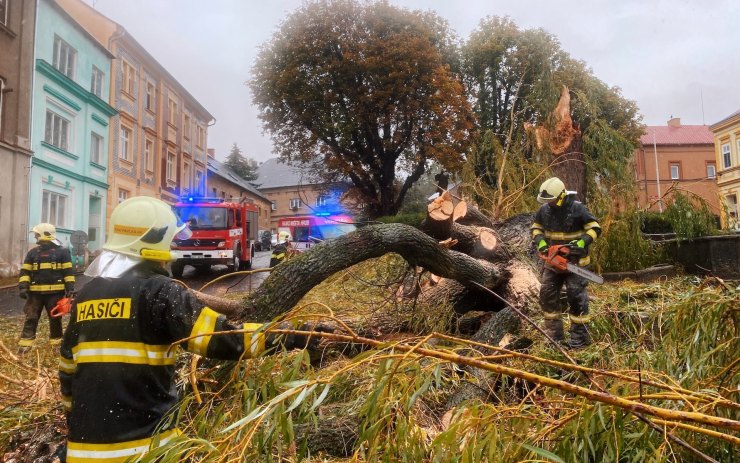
[51,295,74,318]
[539,244,604,284]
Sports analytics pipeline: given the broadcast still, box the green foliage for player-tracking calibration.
[663,191,719,240]
[224,143,259,182]
[375,212,426,229]
[251,0,474,217]
[640,212,673,234]
[591,210,666,273]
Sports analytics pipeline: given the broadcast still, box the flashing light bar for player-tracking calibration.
[180,196,225,204]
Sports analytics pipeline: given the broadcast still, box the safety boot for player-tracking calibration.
[17,338,34,355]
[542,316,564,343]
[567,322,592,349]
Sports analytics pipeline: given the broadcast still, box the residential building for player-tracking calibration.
[57,0,213,227]
[633,118,718,215]
[0,0,36,276]
[206,149,272,231]
[709,109,740,229]
[255,158,350,232]
[29,0,116,253]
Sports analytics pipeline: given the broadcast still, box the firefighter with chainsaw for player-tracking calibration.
[531,177,602,348]
[17,223,75,354]
[59,196,325,462]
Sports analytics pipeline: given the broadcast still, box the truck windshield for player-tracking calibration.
[313,223,356,240]
[174,206,227,229]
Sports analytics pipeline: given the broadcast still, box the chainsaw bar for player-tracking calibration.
[565,262,604,284]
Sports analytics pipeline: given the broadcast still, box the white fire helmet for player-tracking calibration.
[536,177,567,205]
[103,196,191,262]
[31,223,57,242]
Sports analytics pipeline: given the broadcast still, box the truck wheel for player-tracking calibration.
[230,249,240,273]
[171,261,184,279]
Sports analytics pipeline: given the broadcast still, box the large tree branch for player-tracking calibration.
[234,224,507,322]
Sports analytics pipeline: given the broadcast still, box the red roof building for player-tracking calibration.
[634,118,719,214]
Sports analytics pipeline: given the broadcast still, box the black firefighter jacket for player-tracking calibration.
[530,195,602,266]
[19,242,75,294]
[59,262,267,462]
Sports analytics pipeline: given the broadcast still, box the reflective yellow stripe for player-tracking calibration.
[21,264,33,271]
[583,221,600,230]
[569,314,592,324]
[18,338,34,347]
[30,284,65,291]
[578,256,591,266]
[64,275,76,283]
[61,395,72,411]
[19,276,30,283]
[544,231,582,241]
[72,341,176,366]
[586,229,598,240]
[187,307,219,355]
[61,262,73,269]
[243,323,265,358]
[59,356,76,374]
[543,313,562,320]
[67,428,180,462]
[272,252,285,260]
[38,263,54,269]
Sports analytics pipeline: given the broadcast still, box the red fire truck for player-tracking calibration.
[277,214,356,252]
[170,197,259,278]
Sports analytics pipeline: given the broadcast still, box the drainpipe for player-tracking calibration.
[653,132,663,212]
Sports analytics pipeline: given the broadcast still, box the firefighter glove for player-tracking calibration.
[270,322,332,355]
[537,239,549,254]
[19,288,28,300]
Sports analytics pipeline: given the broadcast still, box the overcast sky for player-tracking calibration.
[83,0,740,163]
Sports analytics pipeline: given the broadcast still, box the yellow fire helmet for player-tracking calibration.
[31,223,57,241]
[104,196,191,262]
[536,177,567,205]
[278,230,292,243]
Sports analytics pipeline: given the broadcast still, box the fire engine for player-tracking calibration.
[170,197,259,278]
[277,214,356,252]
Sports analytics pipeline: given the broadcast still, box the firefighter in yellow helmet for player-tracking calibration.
[17,223,75,354]
[59,197,325,462]
[531,177,601,348]
[269,230,293,268]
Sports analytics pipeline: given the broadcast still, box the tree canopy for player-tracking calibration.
[461,16,643,215]
[224,143,259,182]
[251,0,475,217]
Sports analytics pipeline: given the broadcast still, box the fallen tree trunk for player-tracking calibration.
[240,224,508,322]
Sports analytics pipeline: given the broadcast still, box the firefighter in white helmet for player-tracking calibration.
[17,223,75,354]
[59,196,324,462]
[531,177,601,348]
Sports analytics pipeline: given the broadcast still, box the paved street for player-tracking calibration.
[0,250,273,317]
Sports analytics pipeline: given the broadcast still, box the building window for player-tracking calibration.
[118,188,129,204]
[290,198,301,209]
[737,140,740,166]
[726,195,739,229]
[53,36,76,79]
[166,150,176,181]
[146,82,155,111]
[707,163,716,179]
[183,162,190,191]
[196,125,204,148]
[119,126,132,161]
[44,110,71,151]
[168,98,178,125]
[121,60,135,96]
[0,0,7,27]
[183,114,191,139]
[271,200,277,211]
[90,132,103,164]
[91,66,104,98]
[196,170,203,194]
[315,195,327,207]
[0,77,5,133]
[722,143,731,169]
[42,190,67,227]
[669,163,680,180]
[144,137,154,172]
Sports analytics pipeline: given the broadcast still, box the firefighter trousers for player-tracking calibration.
[20,293,64,342]
[539,266,590,318]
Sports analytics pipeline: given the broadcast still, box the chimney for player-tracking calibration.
[207,148,215,158]
[667,117,681,127]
